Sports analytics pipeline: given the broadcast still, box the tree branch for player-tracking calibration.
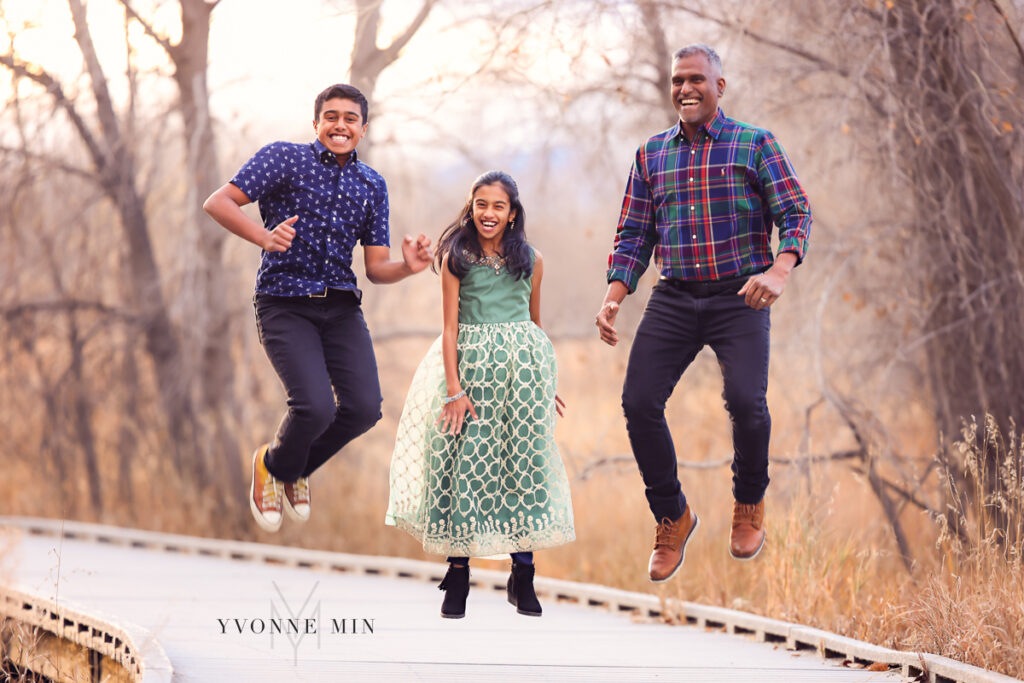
[0,299,139,323]
[987,0,1024,67]
[573,448,864,482]
[0,145,100,184]
[116,0,175,54]
[68,0,122,152]
[0,53,109,179]
[380,0,436,65]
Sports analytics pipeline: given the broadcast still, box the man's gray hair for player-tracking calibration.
[673,44,723,75]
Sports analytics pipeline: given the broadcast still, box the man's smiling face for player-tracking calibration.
[671,52,725,137]
[314,97,367,160]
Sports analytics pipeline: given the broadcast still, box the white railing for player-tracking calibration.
[1,516,1019,683]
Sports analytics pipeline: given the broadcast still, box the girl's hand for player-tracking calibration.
[555,393,566,418]
[437,395,478,436]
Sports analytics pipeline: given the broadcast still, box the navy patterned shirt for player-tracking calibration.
[230,139,390,297]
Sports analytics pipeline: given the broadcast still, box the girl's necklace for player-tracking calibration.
[465,249,505,274]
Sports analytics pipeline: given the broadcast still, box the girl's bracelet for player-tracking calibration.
[443,390,466,405]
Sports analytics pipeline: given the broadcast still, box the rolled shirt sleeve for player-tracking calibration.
[757,133,811,263]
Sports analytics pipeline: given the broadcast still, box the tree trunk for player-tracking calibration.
[884,0,1024,446]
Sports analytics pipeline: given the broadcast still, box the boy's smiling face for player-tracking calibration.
[314,97,367,159]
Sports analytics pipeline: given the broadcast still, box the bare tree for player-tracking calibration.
[118,0,244,496]
[346,0,437,158]
[0,0,244,518]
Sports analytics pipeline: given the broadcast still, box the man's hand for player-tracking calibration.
[262,215,298,253]
[595,301,620,346]
[595,281,629,346]
[737,253,797,310]
[401,233,434,274]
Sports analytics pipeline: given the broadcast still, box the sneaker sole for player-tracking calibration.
[440,612,465,619]
[250,447,283,533]
[650,513,700,583]
[729,531,766,561]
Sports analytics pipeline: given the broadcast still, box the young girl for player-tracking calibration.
[386,170,575,619]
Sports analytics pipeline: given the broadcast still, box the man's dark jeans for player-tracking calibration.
[254,290,382,483]
[622,277,771,522]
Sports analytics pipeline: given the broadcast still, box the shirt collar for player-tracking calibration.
[312,138,359,167]
[676,108,727,142]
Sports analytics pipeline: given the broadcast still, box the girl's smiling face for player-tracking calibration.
[471,183,517,250]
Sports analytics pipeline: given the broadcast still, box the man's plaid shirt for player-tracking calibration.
[607,109,811,291]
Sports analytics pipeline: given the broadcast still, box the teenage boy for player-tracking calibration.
[205,84,433,531]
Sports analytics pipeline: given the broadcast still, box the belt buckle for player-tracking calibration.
[308,287,328,298]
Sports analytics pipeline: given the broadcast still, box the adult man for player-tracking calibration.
[595,45,811,581]
[204,84,432,532]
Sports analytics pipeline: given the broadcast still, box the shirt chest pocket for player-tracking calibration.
[328,191,372,229]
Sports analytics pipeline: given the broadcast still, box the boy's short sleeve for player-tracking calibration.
[360,175,390,247]
[230,142,288,203]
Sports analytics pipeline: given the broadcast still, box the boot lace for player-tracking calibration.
[654,517,683,549]
[261,481,281,508]
[289,477,310,502]
[732,503,763,529]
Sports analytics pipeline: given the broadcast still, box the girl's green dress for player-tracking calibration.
[386,251,575,556]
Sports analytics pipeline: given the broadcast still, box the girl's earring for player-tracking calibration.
[508,218,515,231]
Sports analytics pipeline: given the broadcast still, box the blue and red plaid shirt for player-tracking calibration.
[607,109,811,291]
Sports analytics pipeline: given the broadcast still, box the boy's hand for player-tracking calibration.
[402,233,434,273]
[263,216,298,252]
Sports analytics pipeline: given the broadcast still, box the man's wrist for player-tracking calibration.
[773,252,798,274]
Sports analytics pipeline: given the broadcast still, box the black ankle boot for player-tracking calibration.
[439,564,469,619]
[507,561,542,617]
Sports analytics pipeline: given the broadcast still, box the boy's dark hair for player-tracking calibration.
[314,84,369,123]
[435,170,533,281]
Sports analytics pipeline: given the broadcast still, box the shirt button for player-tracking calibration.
[689,177,694,182]
[690,206,695,212]
[691,150,696,155]
[692,235,697,240]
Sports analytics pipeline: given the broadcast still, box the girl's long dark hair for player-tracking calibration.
[434,170,532,281]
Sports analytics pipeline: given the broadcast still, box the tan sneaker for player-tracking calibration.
[250,444,283,532]
[648,504,699,583]
[730,500,766,560]
[283,477,311,523]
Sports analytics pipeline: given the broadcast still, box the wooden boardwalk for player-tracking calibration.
[0,519,941,681]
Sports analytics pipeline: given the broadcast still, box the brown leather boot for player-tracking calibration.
[730,500,766,560]
[648,505,699,583]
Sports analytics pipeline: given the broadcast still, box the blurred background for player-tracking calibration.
[1,0,1022,675]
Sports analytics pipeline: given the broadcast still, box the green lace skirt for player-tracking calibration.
[386,320,576,557]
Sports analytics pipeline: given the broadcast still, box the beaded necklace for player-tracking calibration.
[464,249,505,275]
